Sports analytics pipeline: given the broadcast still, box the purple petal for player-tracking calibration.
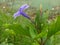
[13,11,21,19]
[13,4,30,19]
[21,12,30,19]
[19,4,29,11]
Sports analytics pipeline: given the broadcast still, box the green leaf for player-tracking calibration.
[35,10,48,33]
[35,10,42,31]
[14,35,33,45]
[47,16,60,38]
[3,23,30,36]
[29,24,37,38]
[32,41,39,45]
[35,30,47,39]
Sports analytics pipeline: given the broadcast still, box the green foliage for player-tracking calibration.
[0,8,60,45]
[47,16,60,38]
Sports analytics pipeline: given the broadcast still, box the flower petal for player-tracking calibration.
[19,4,29,11]
[21,12,30,19]
[13,11,21,19]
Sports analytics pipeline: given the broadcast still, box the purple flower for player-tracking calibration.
[13,4,30,19]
